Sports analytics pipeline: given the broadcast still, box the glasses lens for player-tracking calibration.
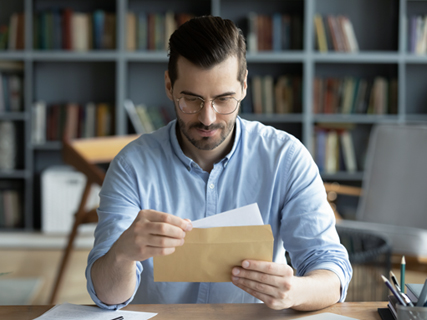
[178,95,202,114]
[213,96,239,114]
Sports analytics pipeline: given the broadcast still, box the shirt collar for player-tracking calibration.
[169,116,242,171]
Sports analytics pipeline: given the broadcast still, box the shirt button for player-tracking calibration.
[192,162,197,168]
[209,184,214,189]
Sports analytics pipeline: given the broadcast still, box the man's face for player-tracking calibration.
[165,55,247,151]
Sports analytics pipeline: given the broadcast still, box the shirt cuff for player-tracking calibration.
[86,258,143,310]
[305,262,350,302]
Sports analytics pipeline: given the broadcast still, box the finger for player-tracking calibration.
[232,267,278,287]
[140,210,192,231]
[145,221,187,239]
[145,246,177,257]
[241,260,288,277]
[231,275,277,297]
[145,234,185,248]
[232,281,281,307]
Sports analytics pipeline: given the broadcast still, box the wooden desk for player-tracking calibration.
[0,302,387,320]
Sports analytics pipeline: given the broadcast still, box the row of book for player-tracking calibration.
[126,11,193,51]
[243,13,303,52]
[0,12,25,50]
[245,75,302,115]
[313,77,398,115]
[32,101,114,144]
[408,15,427,54]
[314,126,359,174]
[314,14,359,52]
[0,189,21,228]
[33,9,116,50]
[0,121,16,171]
[0,72,23,113]
[124,100,172,134]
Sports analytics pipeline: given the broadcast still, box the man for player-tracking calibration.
[86,16,352,311]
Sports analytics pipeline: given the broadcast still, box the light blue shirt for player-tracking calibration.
[86,116,352,310]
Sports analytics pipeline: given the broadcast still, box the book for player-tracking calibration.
[127,12,137,51]
[71,12,90,51]
[124,99,145,134]
[32,101,47,144]
[0,121,16,170]
[340,130,357,173]
[314,14,328,52]
[135,104,155,133]
[325,130,339,173]
[262,75,274,114]
[252,76,263,114]
[341,16,359,52]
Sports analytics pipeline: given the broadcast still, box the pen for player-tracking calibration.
[381,275,407,306]
[111,316,124,320]
[390,270,402,292]
[416,278,427,307]
[401,256,406,293]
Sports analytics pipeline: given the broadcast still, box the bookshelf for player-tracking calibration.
[0,0,426,230]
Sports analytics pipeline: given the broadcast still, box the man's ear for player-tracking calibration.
[242,69,248,99]
[165,70,173,101]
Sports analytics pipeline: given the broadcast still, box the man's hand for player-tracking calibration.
[111,209,193,263]
[92,209,192,305]
[231,260,341,311]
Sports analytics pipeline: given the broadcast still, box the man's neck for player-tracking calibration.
[177,126,235,173]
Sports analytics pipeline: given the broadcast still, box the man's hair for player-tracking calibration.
[168,15,247,88]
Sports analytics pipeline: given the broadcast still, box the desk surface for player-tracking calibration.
[0,302,387,320]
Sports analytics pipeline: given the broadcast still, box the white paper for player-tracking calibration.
[33,303,157,320]
[192,203,263,228]
[296,313,359,320]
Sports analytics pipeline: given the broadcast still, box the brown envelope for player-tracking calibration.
[153,225,274,282]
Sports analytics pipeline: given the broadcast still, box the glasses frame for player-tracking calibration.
[175,95,242,115]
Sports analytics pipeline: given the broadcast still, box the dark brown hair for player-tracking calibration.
[168,16,247,88]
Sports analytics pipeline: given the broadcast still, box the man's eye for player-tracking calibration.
[217,97,232,102]
[184,96,198,102]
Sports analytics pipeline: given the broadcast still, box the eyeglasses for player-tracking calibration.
[176,94,242,115]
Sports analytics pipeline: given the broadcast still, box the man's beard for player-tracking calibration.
[176,114,236,151]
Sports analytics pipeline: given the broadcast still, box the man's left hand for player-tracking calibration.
[231,260,297,310]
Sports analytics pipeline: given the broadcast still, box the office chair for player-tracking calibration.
[49,134,139,304]
[325,124,427,270]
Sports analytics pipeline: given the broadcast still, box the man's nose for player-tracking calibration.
[198,101,217,126]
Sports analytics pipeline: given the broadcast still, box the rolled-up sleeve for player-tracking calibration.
[280,143,353,302]
[85,153,144,309]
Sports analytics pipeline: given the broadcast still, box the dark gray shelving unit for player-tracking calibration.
[0,0,426,230]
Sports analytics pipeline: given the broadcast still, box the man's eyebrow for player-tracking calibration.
[180,91,236,99]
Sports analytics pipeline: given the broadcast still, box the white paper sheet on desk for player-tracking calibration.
[33,303,157,320]
[297,313,359,320]
[191,203,264,228]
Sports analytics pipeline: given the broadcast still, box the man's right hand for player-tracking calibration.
[91,209,192,305]
[111,209,193,263]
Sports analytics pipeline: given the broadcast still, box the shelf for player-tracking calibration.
[404,54,427,64]
[313,114,400,124]
[31,51,118,61]
[0,113,27,121]
[246,52,305,63]
[0,51,26,60]
[126,51,169,62]
[321,171,364,181]
[240,113,303,123]
[0,170,29,179]
[312,52,400,63]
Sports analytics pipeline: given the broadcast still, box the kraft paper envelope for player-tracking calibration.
[153,224,274,282]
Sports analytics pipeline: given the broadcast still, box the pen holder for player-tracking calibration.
[397,304,427,320]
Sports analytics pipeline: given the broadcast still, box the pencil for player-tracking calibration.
[390,270,402,292]
[381,275,406,306]
[400,256,406,293]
